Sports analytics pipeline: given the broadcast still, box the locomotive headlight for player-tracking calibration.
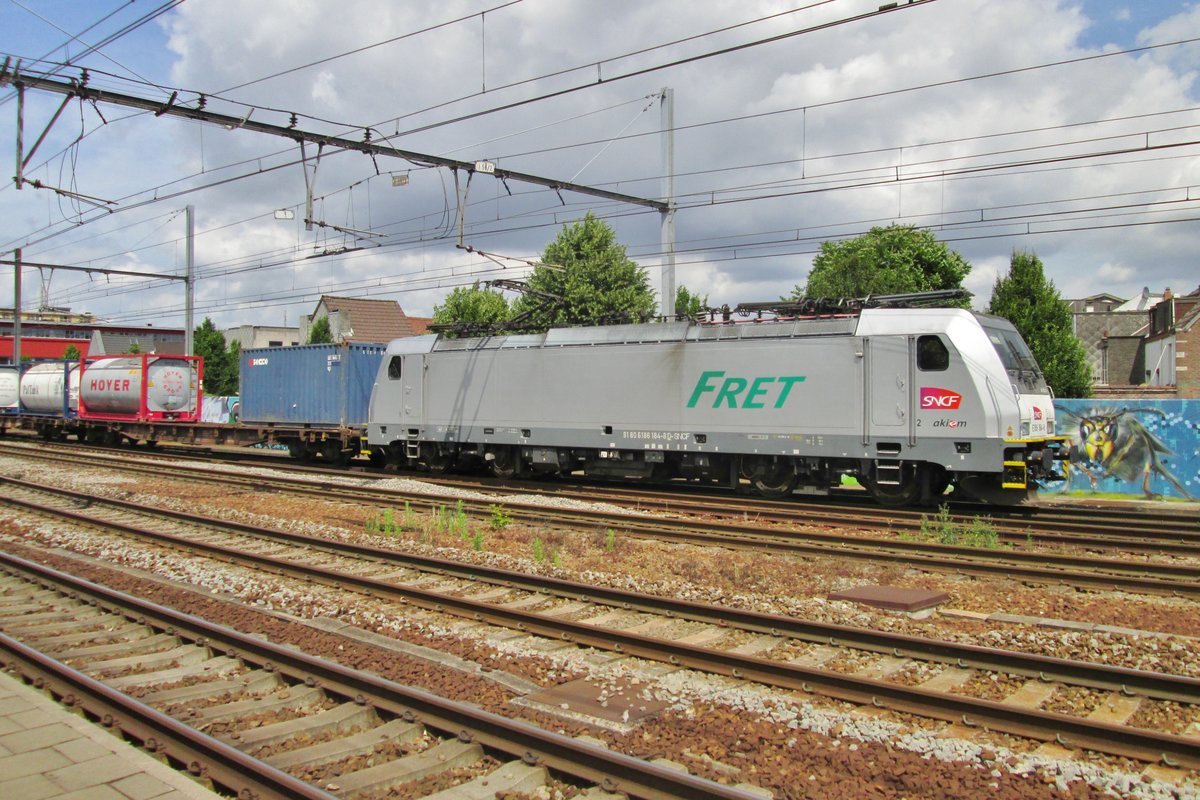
[1021,421,1031,438]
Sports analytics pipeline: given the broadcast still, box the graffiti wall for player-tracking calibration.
[1052,400,1198,501]
[200,395,240,424]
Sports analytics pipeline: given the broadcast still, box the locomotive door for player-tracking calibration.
[866,335,912,433]
[400,354,424,423]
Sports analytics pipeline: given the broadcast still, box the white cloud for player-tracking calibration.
[1,0,1198,329]
[310,70,339,109]
[1097,262,1135,282]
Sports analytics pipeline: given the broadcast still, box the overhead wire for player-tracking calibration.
[212,0,525,97]
[10,24,1198,254]
[11,0,1200,316]
[4,0,163,90]
[0,0,185,107]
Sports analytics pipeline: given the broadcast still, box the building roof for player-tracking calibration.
[1114,287,1167,312]
[314,296,424,343]
[406,316,433,336]
[1176,293,1200,333]
[1076,292,1125,304]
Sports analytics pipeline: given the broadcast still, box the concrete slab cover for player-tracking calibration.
[520,676,670,730]
[828,584,950,611]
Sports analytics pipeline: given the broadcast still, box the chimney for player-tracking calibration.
[1164,287,1173,301]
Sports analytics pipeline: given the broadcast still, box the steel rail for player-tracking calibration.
[3,490,1199,769]
[0,553,763,800]
[8,440,1199,548]
[0,633,340,800]
[4,449,1199,593]
[6,477,1196,701]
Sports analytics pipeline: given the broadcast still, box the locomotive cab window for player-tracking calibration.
[387,356,403,380]
[917,335,949,371]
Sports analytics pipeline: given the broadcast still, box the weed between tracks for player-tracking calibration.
[912,505,1001,548]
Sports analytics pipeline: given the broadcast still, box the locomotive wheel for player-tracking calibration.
[489,447,519,479]
[422,444,453,474]
[744,456,799,499]
[862,463,923,507]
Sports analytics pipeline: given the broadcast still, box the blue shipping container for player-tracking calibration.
[239,343,385,426]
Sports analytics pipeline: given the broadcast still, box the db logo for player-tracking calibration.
[920,387,962,410]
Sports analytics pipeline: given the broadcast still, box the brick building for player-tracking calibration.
[1143,289,1200,397]
[1,309,184,363]
[1069,287,1200,399]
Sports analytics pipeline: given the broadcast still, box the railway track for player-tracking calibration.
[0,552,762,800]
[3,444,1199,599]
[2,476,1198,771]
[6,438,1198,555]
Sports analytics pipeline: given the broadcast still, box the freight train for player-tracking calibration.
[2,348,365,456]
[1,303,1068,506]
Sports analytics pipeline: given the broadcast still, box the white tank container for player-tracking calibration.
[81,356,197,414]
[0,366,19,410]
[19,362,80,414]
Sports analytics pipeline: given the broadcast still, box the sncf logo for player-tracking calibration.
[1032,406,1042,421]
[920,387,962,410]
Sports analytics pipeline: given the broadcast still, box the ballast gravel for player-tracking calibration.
[0,449,1198,799]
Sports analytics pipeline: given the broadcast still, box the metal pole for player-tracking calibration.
[659,87,676,318]
[15,84,23,189]
[185,205,194,356]
[12,248,21,365]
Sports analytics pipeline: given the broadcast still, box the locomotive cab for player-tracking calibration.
[851,309,1067,506]
[970,318,1068,501]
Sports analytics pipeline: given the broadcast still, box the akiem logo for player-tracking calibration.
[920,387,962,410]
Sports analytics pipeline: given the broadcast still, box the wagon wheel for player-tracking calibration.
[743,455,799,500]
[320,440,353,466]
[287,441,314,462]
[489,446,519,479]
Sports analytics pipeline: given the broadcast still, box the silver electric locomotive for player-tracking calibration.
[366,304,1066,506]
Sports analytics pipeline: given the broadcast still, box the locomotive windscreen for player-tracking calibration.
[982,323,1048,392]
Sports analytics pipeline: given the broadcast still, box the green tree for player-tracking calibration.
[794,224,971,304]
[194,318,237,395]
[126,340,142,354]
[675,284,708,317]
[512,213,656,330]
[307,315,334,344]
[62,344,81,360]
[987,250,1092,398]
[432,284,511,336]
[227,339,241,395]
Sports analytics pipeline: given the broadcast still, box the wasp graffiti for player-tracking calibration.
[1052,400,1197,501]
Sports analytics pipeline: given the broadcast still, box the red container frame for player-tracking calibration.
[78,354,204,422]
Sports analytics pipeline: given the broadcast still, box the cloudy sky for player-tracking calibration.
[1,0,1197,333]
